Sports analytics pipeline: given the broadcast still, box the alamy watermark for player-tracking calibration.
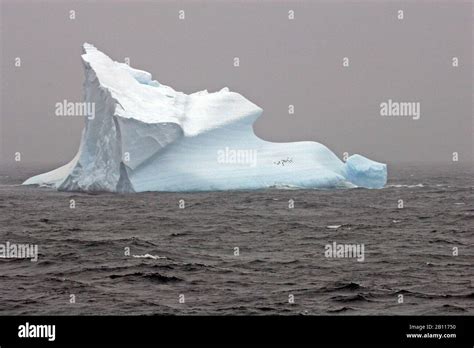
[380,99,420,120]
[55,100,95,120]
[217,147,257,167]
[0,242,38,262]
[325,242,365,262]
[18,322,55,341]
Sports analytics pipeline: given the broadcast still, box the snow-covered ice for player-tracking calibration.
[23,43,387,192]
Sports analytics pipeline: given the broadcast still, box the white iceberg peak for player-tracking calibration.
[23,43,387,192]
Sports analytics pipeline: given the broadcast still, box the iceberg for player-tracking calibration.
[23,43,387,192]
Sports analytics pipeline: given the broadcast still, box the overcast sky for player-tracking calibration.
[1,0,472,167]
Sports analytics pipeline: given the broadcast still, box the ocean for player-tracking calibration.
[0,163,472,315]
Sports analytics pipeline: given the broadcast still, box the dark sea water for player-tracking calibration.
[0,163,472,315]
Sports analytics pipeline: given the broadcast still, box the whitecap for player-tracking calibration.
[387,183,424,188]
[132,254,166,260]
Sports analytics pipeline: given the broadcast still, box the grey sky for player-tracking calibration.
[1,0,472,167]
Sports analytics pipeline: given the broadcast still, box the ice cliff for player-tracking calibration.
[23,43,387,192]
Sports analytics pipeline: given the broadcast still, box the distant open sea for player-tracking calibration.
[0,163,472,315]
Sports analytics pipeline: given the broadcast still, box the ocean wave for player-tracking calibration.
[132,254,166,260]
[386,183,424,188]
[109,272,181,283]
[327,306,356,313]
[330,293,373,303]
